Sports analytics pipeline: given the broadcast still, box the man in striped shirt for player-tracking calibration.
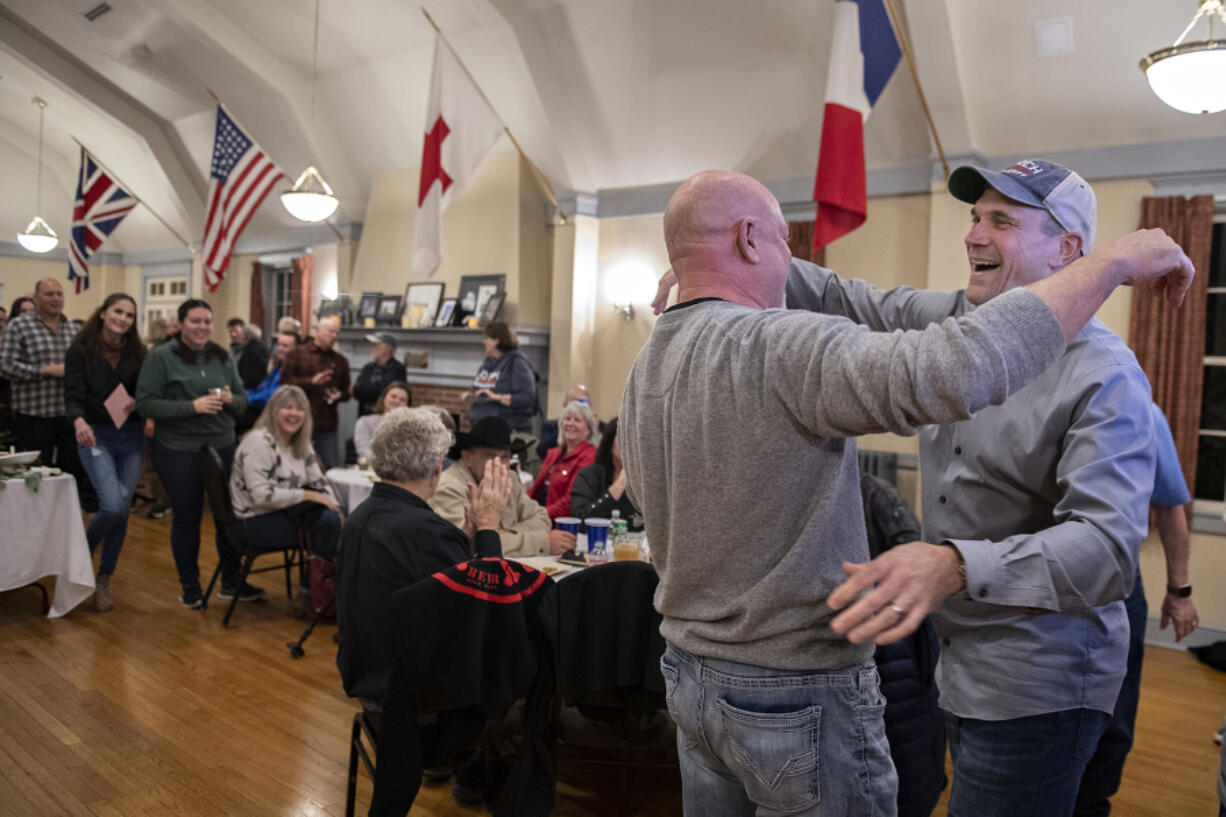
[0,278,94,509]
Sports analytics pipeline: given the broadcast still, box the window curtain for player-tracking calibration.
[291,254,313,337]
[788,221,826,267]
[249,261,265,333]
[1126,194,1214,495]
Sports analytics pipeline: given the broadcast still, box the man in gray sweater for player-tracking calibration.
[620,169,1192,817]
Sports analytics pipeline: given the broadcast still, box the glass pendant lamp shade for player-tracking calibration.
[280,166,339,222]
[1141,1,1226,114]
[17,215,58,253]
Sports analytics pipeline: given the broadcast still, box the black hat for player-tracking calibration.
[448,416,528,459]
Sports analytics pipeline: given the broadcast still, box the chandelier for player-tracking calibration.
[16,97,59,253]
[1139,0,1226,115]
[281,0,339,222]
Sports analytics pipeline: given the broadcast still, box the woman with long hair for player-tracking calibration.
[64,293,147,611]
[569,416,643,531]
[230,385,340,561]
[529,399,598,520]
[135,298,253,609]
[352,380,411,462]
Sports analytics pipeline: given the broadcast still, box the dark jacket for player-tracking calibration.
[64,340,144,429]
[468,351,538,433]
[336,482,501,701]
[569,462,643,530]
[232,341,269,391]
[279,340,351,432]
[374,558,557,817]
[353,357,408,416]
[861,473,947,817]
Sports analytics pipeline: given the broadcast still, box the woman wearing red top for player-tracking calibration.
[530,399,597,520]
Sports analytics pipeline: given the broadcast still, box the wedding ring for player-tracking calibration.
[889,604,906,616]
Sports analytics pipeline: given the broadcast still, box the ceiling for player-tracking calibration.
[0,0,1222,256]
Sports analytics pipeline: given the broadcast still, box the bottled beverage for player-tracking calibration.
[610,510,628,540]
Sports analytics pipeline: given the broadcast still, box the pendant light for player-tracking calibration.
[281,0,339,222]
[16,97,59,253]
[1140,0,1226,115]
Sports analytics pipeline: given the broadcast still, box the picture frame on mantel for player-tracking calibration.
[477,292,506,327]
[403,281,445,328]
[455,274,505,327]
[434,297,457,327]
[359,292,382,320]
[376,294,403,325]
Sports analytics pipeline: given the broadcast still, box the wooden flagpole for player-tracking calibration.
[881,0,949,178]
[69,136,196,253]
[419,7,561,214]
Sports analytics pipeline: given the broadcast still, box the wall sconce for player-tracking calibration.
[605,256,656,323]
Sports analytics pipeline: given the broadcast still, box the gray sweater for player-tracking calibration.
[619,289,1066,671]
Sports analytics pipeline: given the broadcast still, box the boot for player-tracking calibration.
[93,573,114,612]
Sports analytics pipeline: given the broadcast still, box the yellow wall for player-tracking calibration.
[350,145,552,328]
[0,254,127,320]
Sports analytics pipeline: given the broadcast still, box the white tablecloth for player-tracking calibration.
[0,473,94,617]
[327,467,377,514]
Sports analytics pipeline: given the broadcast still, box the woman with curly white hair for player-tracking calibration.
[336,407,511,700]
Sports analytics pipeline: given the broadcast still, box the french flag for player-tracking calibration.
[813,0,901,251]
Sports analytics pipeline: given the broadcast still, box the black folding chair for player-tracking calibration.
[199,445,309,628]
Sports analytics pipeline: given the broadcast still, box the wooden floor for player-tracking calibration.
[1,510,1222,816]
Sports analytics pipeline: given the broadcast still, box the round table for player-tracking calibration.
[0,472,94,617]
[326,467,378,514]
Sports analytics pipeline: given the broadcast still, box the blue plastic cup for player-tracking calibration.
[556,517,582,537]
[584,518,611,562]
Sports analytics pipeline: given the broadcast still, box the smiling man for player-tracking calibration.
[781,159,1168,817]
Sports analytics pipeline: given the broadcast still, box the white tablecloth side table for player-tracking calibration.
[0,473,94,617]
[326,467,377,515]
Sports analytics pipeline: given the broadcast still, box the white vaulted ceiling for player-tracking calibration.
[0,0,1222,255]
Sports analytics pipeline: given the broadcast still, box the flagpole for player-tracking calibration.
[419,6,561,215]
[69,136,196,254]
[880,0,949,179]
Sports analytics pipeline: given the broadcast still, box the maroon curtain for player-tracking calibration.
[250,261,265,332]
[291,254,313,337]
[1127,195,1214,496]
[788,221,826,267]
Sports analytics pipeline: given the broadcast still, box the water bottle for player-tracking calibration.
[610,510,628,541]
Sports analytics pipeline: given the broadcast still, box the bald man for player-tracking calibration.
[279,317,350,468]
[618,170,1192,817]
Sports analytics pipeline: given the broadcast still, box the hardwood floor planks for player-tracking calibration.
[2,509,1223,816]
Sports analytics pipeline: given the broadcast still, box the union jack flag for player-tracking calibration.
[69,147,138,294]
[201,105,284,292]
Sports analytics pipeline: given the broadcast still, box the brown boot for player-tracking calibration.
[93,573,114,612]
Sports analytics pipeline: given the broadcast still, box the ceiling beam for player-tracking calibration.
[0,3,206,228]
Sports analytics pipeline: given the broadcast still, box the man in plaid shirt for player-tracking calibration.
[0,278,95,510]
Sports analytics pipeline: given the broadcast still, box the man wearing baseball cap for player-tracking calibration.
[778,159,1168,816]
[352,331,407,416]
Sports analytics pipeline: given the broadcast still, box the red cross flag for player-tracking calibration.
[413,35,505,276]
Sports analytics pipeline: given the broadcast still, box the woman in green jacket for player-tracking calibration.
[135,298,257,609]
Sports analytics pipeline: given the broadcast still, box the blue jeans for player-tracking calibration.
[236,502,341,560]
[151,440,240,592]
[313,431,338,470]
[946,708,1109,817]
[1073,573,1146,817]
[660,644,897,817]
[77,423,145,576]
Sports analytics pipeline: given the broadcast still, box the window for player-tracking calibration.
[273,267,294,322]
[1195,220,1226,506]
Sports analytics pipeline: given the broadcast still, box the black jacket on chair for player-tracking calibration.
[372,557,558,817]
[335,482,501,701]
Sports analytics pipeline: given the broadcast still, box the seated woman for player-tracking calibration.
[229,385,342,560]
[352,380,411,462]
[569,416,643,531]
[336,406,509,701]
[529,399,597,521]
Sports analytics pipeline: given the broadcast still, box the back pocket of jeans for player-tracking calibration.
[659,655,699,751]
[715,698,820,812]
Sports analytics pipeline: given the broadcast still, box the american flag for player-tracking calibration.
[69,147,138,294]
[201,105,284,291]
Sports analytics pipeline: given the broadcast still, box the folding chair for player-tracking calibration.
[199,445,309,628]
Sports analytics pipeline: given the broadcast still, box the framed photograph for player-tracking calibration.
[478,292,506,327]
[359,292,382,320]
[435,297,457,327]
[376,295,403,325]
[455,274,505,326]
[403,282,445,328]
